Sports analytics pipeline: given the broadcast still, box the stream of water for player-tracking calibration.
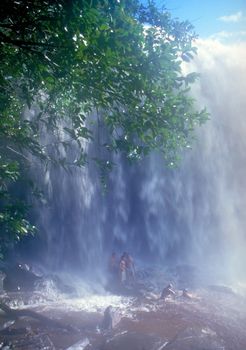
[16,40,246,296]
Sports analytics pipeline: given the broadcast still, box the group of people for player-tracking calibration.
[109,252,135,285]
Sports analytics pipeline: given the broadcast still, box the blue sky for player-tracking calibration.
[155,0,246,42]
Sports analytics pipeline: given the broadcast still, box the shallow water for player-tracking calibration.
[1,269,246,349]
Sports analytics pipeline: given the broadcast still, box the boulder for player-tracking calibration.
[101,306,121,331]
[2,264,41,292]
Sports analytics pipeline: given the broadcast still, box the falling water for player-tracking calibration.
[22,39,246,289]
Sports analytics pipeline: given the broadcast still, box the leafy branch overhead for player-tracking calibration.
[0,0,208,254]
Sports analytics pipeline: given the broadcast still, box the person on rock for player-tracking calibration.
[181,288,201,300]
[182,288,192,299]
[160,283,175,300]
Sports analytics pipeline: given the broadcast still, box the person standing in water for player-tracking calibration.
[109,252,117,273]
[125,252,135,284]
[119,253,127,285]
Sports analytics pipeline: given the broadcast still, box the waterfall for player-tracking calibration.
[21,39,246,286]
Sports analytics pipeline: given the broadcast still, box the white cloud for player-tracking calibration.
[218,11,243,23]
[209,30,246,43]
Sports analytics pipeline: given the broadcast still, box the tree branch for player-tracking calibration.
[0,31,65,49]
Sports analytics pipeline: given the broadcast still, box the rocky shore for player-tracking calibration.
[0,263,246,349]
[0,282,246,350]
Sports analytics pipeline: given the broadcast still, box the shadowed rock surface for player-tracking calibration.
[2,265,41,292]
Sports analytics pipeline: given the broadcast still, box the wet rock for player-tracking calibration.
[100,331,163,350]
[2,264,41,292]
[208,285,236,295]
[101,306,114,331]
[164,326,225,350]
[11,333,56,350]
[0,320,15,332]
[36,275,75,295]
[66,337,90,350]
[0,345,11,350]
[50,275,75,294]
[101,306,121,331]
[0,326,28,336]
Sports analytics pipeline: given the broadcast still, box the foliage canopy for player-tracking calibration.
[0,0,208,256]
